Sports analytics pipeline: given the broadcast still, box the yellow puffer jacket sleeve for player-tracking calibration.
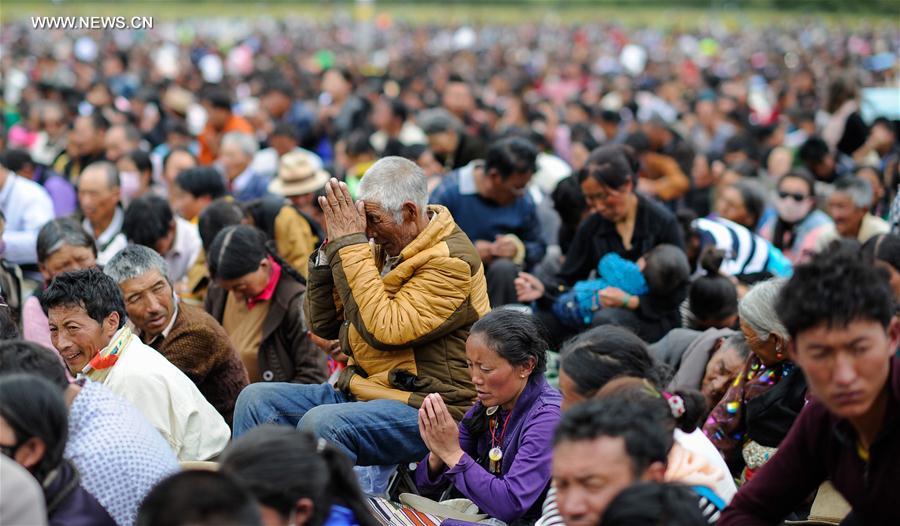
[325,233,472,350]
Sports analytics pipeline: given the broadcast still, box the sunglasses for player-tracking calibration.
[778,191,809,202]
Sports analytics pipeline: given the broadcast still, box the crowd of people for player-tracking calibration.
[1,10,899,526]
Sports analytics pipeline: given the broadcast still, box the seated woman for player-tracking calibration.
[667,332,751,411]
[221,425,378,526]
[515,144,684,344]
[702,279,807,483]
[22,218,98,351]
[0,374,116,525]
[205,224,327,385]
[415,309,561,525]
[759,171,833,264]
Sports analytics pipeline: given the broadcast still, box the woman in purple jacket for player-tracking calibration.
[415,309,562,524]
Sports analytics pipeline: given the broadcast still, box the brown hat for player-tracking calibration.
[268,151,330,197]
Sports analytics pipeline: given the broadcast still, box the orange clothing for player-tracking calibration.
[198,115,254,166]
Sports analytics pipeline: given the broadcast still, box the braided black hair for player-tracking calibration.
[207,225,306,286]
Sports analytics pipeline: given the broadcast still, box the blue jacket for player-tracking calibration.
[430,162,546,269]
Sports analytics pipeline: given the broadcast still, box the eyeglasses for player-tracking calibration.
[777,191,808,202]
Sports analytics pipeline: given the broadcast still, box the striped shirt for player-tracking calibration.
[693,217,770,277]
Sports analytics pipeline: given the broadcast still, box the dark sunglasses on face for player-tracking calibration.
[778,191,808,202]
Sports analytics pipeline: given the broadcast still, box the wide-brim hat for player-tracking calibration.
[269,151,330,197]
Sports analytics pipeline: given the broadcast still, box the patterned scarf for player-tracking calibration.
[81,326,133,383]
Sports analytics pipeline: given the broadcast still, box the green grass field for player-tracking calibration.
[1,1,894,28]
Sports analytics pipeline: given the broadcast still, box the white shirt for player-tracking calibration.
[83,207,127,266]
[165,217,202,283]
[675,428,738,503]
[99,327,231,461]
[0,172,55,264]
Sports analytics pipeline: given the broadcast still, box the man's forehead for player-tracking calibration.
[363,201,387,214]
[48,303,90,323]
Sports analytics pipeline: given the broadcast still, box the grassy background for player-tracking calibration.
[1,1,895,27]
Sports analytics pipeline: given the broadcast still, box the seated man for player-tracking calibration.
[233,158,490,471]
[40,267,230,461]
[104,245,249,423]
[77,161,127,265]
[0,340,179,526]
[431,136,545,307]
[122,195,202,283]
[720,244,900,524]
[818,175,889,249]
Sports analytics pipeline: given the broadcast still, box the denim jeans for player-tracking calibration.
[232,382,428,466]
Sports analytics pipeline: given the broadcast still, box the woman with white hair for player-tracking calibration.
[702,278,808,485]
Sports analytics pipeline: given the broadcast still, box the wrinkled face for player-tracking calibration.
[171,184,207,221]
[828,192,866,238]
[163,151,197,188]
[558,367,587,412]
[792,319,897,420]
[78,167,120,227]
[701,345,746,407]
[553,437,639,526]
[217,259,270,304]
[220,142,251,179]
[740,319,783,366]
[48,305,117,374]
[489,169,533,206]
[581,177,632,222]
[40,244,96,282]
[363,202,419,258]
[715,186,752,228]
[120,269,175,342]
[465,333,531,410]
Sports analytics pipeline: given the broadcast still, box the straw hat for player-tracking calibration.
[268,151,330,197]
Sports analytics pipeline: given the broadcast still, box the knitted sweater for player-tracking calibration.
[149,303,249,424]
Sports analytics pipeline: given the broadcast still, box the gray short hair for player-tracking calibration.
[104,244,169,285]
[82,161,120,189]
[357,157,428,224]
[739,278,789,342]
[221,132,259,157]
[833,176,873,209]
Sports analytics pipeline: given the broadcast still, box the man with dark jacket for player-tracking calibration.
[720,244,900,525]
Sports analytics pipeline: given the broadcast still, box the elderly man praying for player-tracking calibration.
[233,156,489,473]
